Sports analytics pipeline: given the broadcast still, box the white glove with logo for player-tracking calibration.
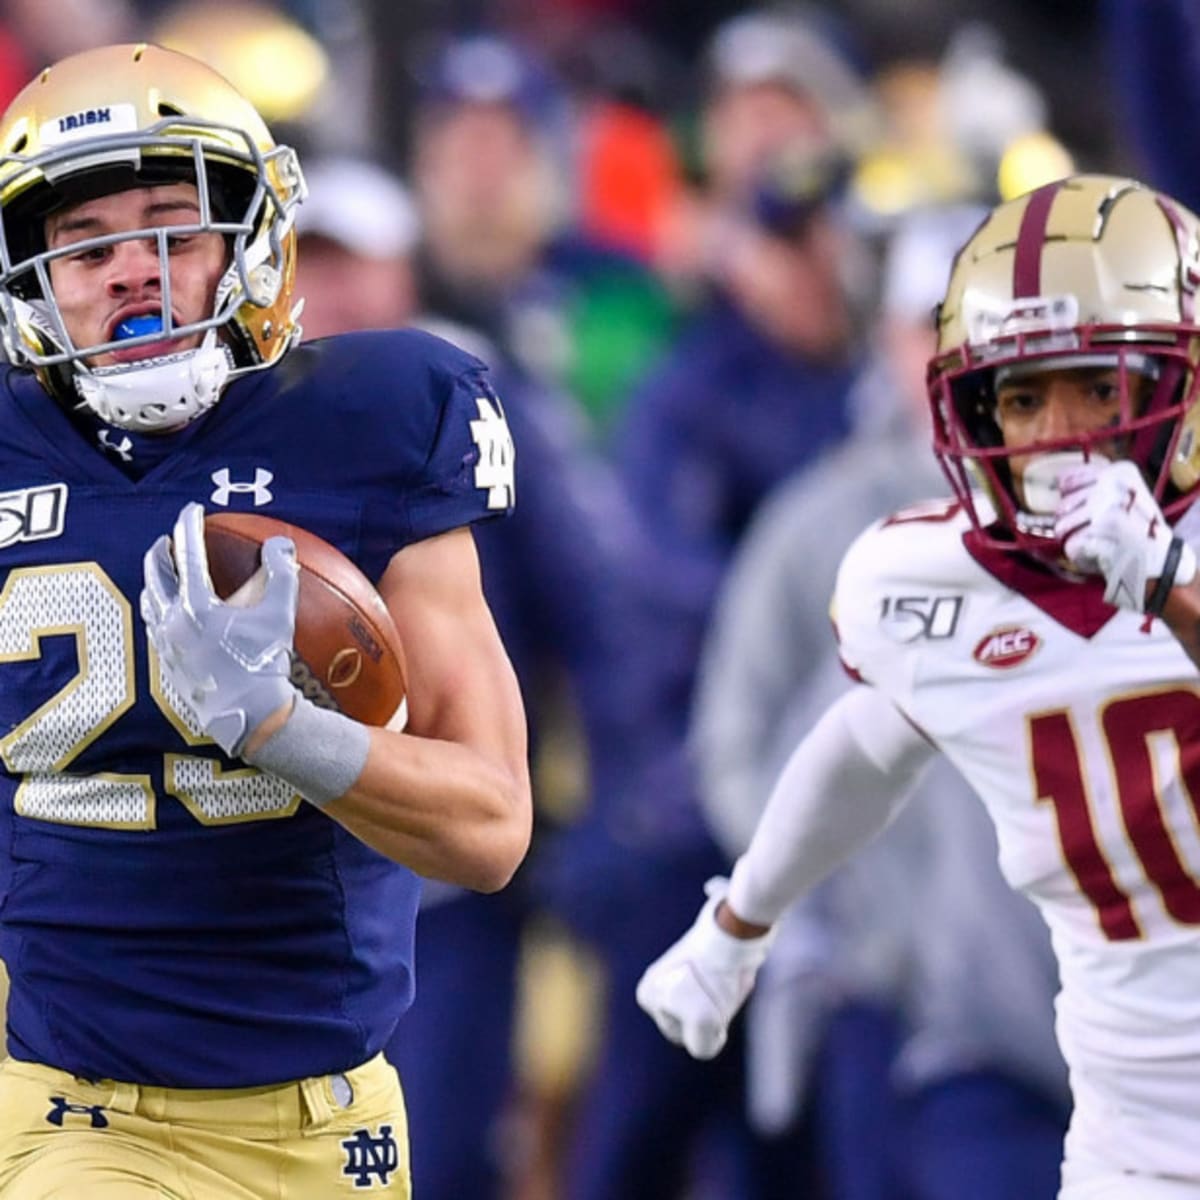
[141,502,299,757]
[635,877,776,1060]
[1055,460,1197,614]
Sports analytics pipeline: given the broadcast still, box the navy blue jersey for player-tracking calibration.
[0,328,513,1087]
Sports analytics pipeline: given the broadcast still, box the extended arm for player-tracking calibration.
[636,684,934,1057]
[724,683,933,926]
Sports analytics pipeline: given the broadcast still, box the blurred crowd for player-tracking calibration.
[2,1,1198,1198]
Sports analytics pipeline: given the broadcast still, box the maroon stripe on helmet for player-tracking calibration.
[1156,196,1197,321]
[1012,181,1063,297]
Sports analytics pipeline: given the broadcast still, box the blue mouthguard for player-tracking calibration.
[113,314,164,342]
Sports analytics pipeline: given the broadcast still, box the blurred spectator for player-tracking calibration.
[1103,0,1200,211]
[1,0,133,64]
[618,144,861,611]
[546,114,869,1200]
[294,157,420,337]
[0,27,30,114]
[151,0,329,125]
[656,5,874,294]
[409,31,676,435]
[295,155,652,1200]
[700,6,872,203]
[693,204,1068,1198]
[149,0,378,158]
[847,25,1074,229]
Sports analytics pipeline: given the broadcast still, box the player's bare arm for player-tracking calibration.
[1161,573,1200,671]
[322,526,532,891]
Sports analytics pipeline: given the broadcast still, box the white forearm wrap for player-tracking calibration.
[727,686,935,927]
[246,696,372,809]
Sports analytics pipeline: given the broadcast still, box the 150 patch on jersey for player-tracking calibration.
[879,594,963,642]
[0,483,67,549]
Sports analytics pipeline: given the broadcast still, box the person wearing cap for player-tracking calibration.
[701,7,872,205]
[292,157,420,339]
[409,32,675,437]
[544,134,866,1196]
[690,205,1069,1199]
[0,44,532,1199]
[655,6,873,298]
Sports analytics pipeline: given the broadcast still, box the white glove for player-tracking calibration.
[635,877,776,1060]
[141,502,299,757]
[1055,460,1197,613]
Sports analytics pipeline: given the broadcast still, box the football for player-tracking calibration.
[203,512,407,727]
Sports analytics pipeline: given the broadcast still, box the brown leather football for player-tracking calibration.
[203,512,407,727]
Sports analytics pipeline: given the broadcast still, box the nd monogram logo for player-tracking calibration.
[470,396,515,511]
[210,467,274,507]
[46,1096,109,1128]
[341,1124,400,1189]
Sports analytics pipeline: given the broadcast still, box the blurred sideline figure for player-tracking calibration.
[292,158,420,339]
[542,14,873,1198]
[294,155,650,1200]
[409,31,675,436]
[656,5,874,297]
[1103,0,1200,211]
[692,205,1068,1199]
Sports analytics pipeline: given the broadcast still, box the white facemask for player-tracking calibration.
[72,328,234,433]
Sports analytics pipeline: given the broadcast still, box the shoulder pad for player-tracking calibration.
[833,497,974,690]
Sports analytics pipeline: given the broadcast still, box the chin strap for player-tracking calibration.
[73,333,234,433]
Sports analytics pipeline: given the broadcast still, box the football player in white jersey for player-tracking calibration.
[637,175,1200,1200]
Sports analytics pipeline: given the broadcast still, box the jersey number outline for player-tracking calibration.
[1030,688,1200,941]
[0,563,299,829]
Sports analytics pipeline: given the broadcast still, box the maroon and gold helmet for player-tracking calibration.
[928,174,1200,553]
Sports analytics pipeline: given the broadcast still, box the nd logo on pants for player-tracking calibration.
[0,1054,411,1198]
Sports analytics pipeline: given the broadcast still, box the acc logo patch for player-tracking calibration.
[973,625,1041,669]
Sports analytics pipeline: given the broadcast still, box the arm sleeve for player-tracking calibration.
[726,684,936,927]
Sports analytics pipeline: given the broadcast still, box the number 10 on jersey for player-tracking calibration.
[1030,689,1200,941]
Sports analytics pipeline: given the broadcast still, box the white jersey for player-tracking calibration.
[834,497,1200,1179]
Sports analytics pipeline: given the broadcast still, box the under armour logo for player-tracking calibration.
[97,430,133,462]
[46,1096,109,1128]
[469,395,515,511]
[210,467,273,507]
[341,1124,399,1189]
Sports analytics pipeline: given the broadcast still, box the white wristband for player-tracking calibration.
[246,696,371,808]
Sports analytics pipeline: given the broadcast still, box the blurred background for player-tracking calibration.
[2,1,1193,1199]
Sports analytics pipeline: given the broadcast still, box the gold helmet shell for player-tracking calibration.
[0,42,305,427]
[928,174,1200,550]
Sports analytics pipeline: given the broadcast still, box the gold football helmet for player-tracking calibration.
[929,174,1200,552]
[0,42,305,431]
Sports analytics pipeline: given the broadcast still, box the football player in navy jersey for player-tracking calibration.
[0,43,531,1200]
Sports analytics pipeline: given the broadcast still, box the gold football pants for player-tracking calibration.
[0,1052,410,1198]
